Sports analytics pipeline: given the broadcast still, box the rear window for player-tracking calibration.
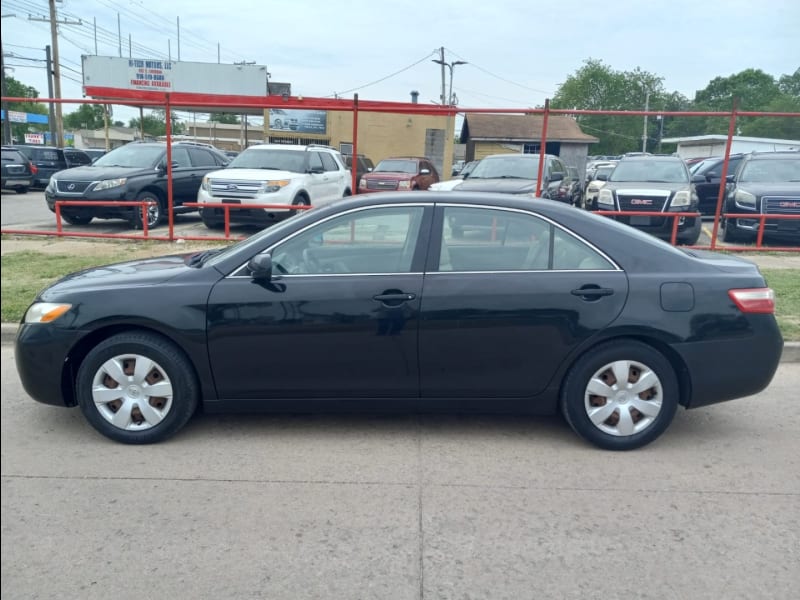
[2,149,25,163]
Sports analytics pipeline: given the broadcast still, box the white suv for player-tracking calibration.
[197,144,352,229]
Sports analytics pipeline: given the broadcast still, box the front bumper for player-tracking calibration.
[15,322,85,407]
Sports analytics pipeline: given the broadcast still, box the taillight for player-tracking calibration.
[30,163,38,175]
[728,288,775,314]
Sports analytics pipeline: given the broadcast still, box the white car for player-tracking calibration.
[430,160,480,191]
[197,144,352,229]
[583,164,616,210]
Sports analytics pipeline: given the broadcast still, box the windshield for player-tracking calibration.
[93,145,164,168]
[738,157,800,182]
[468,155,538,180]
[609,160,688,183]
[374,159,418,174]
[689,159,715,174]
[228,149,306,172]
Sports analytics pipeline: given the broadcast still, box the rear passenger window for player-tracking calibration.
[319,152,338,172]
[171,148,191,168]
[439,207,614,272]
[188,148,216,167]
[309,152,324,172]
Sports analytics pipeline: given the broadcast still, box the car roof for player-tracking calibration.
[245,143,335,152]
[743,150,800,161]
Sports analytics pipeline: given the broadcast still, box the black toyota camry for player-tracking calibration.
[14,193,783,450]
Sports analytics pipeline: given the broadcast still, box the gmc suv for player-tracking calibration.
[196,144,352,229]
[597,155,702,245]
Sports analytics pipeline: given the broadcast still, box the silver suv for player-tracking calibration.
[197,144,352,229]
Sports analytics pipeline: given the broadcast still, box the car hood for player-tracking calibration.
[736,182,800,197]
[606,182,688,193]
[455,178,537,194]
[52,165,152,181]
[362,172,414,181]
[40,254,195,300]
[206,168,298,181]
[429,179,464,192]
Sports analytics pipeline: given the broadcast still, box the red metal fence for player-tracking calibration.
[2,93,798,251]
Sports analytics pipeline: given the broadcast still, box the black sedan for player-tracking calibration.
[15,193,783,450]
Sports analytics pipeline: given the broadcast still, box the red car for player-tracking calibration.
[359,156,439,192]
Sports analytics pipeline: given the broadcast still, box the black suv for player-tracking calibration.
[596,155,702,245]
[689,153,745,215]
[1,146,37,193]
[10,145,69,188]
[344,154,374,192]
[44,142,229,227]
[721,151,800,244]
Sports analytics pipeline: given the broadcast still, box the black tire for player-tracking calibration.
[721,218,750,244]
[75,332,199,444]
[130,191,164,229]
[291,195,310,215]
[677,218,702,245]
[202,217,224,230]
[61,212,94,226]
[16,186,28,194]
[343,188,352,197]
[560,340,679,451]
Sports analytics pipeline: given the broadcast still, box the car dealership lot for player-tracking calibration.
[2,339,798,598]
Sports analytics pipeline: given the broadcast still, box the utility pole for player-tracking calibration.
[45,45,56,145]
[1,36,11,144]
[177,16,181,61]
[437,47,446,105]
[234,60,256,149]
[29,2,81,148]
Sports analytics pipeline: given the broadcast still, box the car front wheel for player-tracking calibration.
[561,341,679,450]
[131,191,163,228]
[75,332,199,444]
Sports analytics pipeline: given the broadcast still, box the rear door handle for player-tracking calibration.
[571,286,615,300]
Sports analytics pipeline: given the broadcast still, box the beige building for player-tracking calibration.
[184,110,455,177]
[73,126,139,150]
[461,114,598,173]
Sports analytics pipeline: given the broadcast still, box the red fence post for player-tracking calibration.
[535,99,550,198]
[165,93,174,241]
[710,97,738,250]
[352,93,359,194]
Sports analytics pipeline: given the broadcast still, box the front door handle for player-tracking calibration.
[373,292,416,306]
[571,286,614,300]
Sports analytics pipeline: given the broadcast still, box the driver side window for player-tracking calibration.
[270,206,425,275]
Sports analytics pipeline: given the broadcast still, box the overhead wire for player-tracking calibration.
[330,51,438,97]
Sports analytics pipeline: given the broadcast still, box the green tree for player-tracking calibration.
[551,59,669,155]
[63,104,106,130]
[209,112,240,124]
[128,110,185,137]
[3,76,48,142]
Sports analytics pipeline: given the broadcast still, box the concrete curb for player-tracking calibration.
[2,322,799,362]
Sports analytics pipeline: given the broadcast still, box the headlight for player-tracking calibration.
[359,178,367,189]
[201,176,210,192]
[735,189,757,207]
[48,176,57,190]
[259,179,291,194]
[94,178,127,191]
[672,190,691,208]
[598,189,615,207]
[398,180,412,190]
[24,302,72,324]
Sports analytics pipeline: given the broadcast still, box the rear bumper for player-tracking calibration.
[674,317,783,408]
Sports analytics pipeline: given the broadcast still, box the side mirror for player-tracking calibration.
[691,174,706,184]
[420,168,431,175]
[596,173,609,181]
[367,167,373,172]
[248,253,277,281]
[549,171,564,182]
[725,174,735,183]
[308,166,324,174]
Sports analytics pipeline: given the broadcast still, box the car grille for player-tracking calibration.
[366,179,400,191]
[616,192,669,213]
[762,196,800,215]
[56,180,93,194]
[208,179,261,199]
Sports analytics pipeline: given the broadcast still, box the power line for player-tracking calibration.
[331,51,438,97]
[446,47,552,95]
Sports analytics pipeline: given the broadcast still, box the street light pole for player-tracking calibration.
[432,55,467,106]
[642,89,650,153]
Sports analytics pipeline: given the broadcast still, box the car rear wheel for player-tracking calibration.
[131,191,163,229]
[16,186,28,194]
[561,341,679,450]
[75,332,199,444]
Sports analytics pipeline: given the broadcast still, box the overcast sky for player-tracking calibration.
[3,0,798,125]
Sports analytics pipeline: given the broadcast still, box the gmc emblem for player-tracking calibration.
[630,198,653,206]
[779,201,800,208]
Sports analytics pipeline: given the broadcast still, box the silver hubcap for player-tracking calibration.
[584,359,663,437]
[91,354,173,431]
